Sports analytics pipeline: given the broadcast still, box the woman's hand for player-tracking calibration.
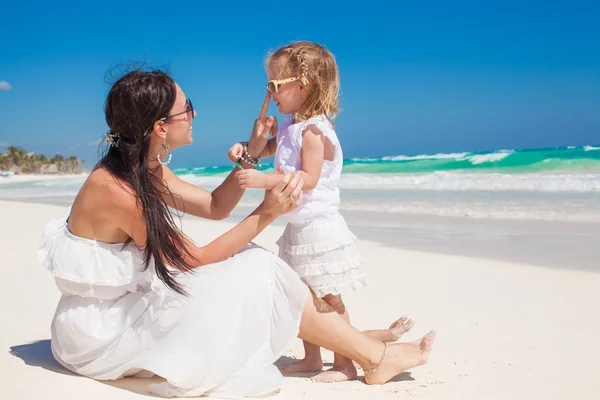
[244,93,278,162]
[251,92,278,141]
[262,172,304,217]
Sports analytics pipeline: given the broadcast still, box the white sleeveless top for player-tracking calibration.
[274,115,343,224]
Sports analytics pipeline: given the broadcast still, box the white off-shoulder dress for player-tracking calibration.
[39,209,309,398]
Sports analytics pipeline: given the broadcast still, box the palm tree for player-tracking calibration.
[0,147,81,174]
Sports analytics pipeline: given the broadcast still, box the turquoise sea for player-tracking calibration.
[175,145,600,177]
[1,145,599,222]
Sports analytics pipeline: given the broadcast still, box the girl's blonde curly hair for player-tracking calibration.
[266,41,340,122]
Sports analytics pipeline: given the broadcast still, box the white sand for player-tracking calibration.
[0,173,88,185]
[1,200,598,399]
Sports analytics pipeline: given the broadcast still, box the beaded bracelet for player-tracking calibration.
[243,145,262,169]
[244,150,261,166]
[235,156,261,170]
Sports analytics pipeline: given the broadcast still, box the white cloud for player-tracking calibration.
[0,81,12,91]
[0,141,9,147]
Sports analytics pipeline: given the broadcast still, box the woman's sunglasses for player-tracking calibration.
[266,76,304,94]
[160,98,195,121]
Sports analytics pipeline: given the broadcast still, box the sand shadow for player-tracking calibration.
[9,340,166,397]
[11,341,410,395]
[275,355,334,378]
[9,340,75,376]
[276,355,414,382]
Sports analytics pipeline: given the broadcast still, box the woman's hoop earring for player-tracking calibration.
[158,140,172,166]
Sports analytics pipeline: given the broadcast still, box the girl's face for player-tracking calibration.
[267,61,309,115]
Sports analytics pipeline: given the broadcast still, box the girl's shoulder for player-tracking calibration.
[293,114,335,137]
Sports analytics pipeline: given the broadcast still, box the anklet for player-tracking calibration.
[363,342,388,375]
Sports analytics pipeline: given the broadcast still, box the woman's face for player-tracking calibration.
[162,83,196,149]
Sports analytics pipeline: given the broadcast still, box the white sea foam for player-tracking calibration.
[381,152,469,161]
[338,172,600,192]
[350,157,379,162]
[178,173,230,188]
[467,150,514,165]
[339,201,600,222]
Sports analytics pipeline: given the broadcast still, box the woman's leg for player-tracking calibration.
[298,296,436,385]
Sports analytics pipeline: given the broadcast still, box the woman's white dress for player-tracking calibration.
[39,209,309,398]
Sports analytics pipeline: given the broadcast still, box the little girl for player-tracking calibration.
[228,41,412,383]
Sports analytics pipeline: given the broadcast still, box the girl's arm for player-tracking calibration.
[237,136,278,160]
[236,124,325,191]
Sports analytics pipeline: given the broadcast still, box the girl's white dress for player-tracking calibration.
[274,115,368,298]
[39,209,309,398]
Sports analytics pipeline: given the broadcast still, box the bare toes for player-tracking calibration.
[421,330,436,352]
[389,316,407,330]
[390,317,414,340]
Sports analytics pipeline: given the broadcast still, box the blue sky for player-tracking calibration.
[1,0,599,168]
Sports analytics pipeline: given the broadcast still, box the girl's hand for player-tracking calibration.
[236,169,267,189]
[262,173,304,216]
[228,143,244,163]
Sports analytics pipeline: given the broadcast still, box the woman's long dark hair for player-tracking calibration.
[99,67,194,294]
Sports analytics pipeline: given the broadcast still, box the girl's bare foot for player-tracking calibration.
[278,358,323,375]
[364,330,436,385]
[389,316,414,341]
[311,360,357,383]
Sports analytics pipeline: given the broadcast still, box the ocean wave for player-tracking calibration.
[584,145,600,152]
[467,150,513,165]
[381,152,469,161]
[350,157,380,162]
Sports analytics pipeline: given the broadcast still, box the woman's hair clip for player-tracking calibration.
[104,132,121,148]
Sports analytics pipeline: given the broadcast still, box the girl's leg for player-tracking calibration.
[364,316,415,343]
[278,340,323,374]
[278,291,324,374]
[297,296,436,385]
[311,294,357,382]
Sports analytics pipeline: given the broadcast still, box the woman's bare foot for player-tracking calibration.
[364,330,436,385]
[389,316,414,341]
[311,360,358,383]
[278,358,323,375]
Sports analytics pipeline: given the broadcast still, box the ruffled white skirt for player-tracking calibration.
[276,213,368,298]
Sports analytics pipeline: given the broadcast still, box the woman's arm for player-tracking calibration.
[117,172,304,267]
[159,93,276,220]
